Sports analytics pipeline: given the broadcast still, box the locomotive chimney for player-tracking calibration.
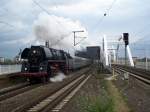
[45,40,49,48]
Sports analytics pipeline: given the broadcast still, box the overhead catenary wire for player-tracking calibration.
[94,0,117,28]
[0,7,25,32]
[133,23,150,38]
[106,0,117,14]
[0,21,15,28]
[0,7,15,27]
[0,7,21,28]
[33,0,76,46]
[0,7,25,20]
[32,0,86,51]
[32,0,52,15]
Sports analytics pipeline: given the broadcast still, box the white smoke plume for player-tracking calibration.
[50,71,66,82]
[33,13,88,52]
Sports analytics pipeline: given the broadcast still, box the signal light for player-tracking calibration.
[123,33,129,45]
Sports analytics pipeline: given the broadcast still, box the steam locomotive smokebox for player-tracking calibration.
[86,46,100,60]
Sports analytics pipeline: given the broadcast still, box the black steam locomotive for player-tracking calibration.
[21,45,90,83]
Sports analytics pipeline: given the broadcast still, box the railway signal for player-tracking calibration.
[123,33,129,65]
[123,33,129,46]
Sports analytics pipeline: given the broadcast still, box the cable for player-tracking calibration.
[133,23,150,41]
[33,0,87,48]
[106,0,117,14]
[33,0,73,47]
[33,0,68,27]
[0,21,15,27]
[32,0,52,15]
[0,7,23,20]
[74,37,87,46]
[33,0,87,49]
[94,0,117,27]
[0,8,19,29]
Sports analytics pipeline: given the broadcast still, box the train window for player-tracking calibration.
[60,51,65,60]
[64,53,69,60]
[51,49,57,59]
[21,48,30,59]
[66,53,72,59]
[54,51,57,57]
[56,50,61,59]
[44,47,52,58]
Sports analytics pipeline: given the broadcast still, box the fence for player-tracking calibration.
[0,64,22,75]
[117,59,150,70]
[135,61,150,70]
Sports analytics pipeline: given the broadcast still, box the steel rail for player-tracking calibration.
[113,65,150,84]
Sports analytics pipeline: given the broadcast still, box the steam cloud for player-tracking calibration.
[33,13,88,52]
[50,71,66,82]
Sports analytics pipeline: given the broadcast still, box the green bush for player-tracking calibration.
[78,93,114,112]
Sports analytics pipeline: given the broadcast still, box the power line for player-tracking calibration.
[0,8,16,28]
[135,32,150,43]
[94,0,117,27]
[134,24,150,36]
[0,7,22,20]
[32,0,52,16]
[33,0,87,48]
[32,0,80,47]
[32,0,65,27]
[33,0,64,46]
[106,0,117,14]
[0,21,15,27]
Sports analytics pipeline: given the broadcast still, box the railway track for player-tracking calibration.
[0,83,41,101]
[112,64,150,84]
[0,67,90,112]
[27,74,91,112]
[0,72,21,79]
[0,83,29,95]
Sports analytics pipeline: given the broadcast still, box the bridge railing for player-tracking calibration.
[0,64,22,75]
[135,62,150,70]
[116,59,150,70]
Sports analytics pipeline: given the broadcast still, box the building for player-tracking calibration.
[86,46,100,60]
[0,57,5,63]
[75,46,101,60]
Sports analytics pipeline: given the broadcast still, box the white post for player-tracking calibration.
[0,65,1,75]
[145,49,148,70]
[112,45,116,63]
[126,45,134,67]
[108,54,111,67]
[8,65,11,74]
[103,35,109,66]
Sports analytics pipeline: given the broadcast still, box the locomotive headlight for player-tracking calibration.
[25,67,28,71]
[33,50,36,54]
[39,67,43,70]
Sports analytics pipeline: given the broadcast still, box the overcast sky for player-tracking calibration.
[0,0,150,58]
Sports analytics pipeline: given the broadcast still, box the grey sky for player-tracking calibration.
[0,0,150,58]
